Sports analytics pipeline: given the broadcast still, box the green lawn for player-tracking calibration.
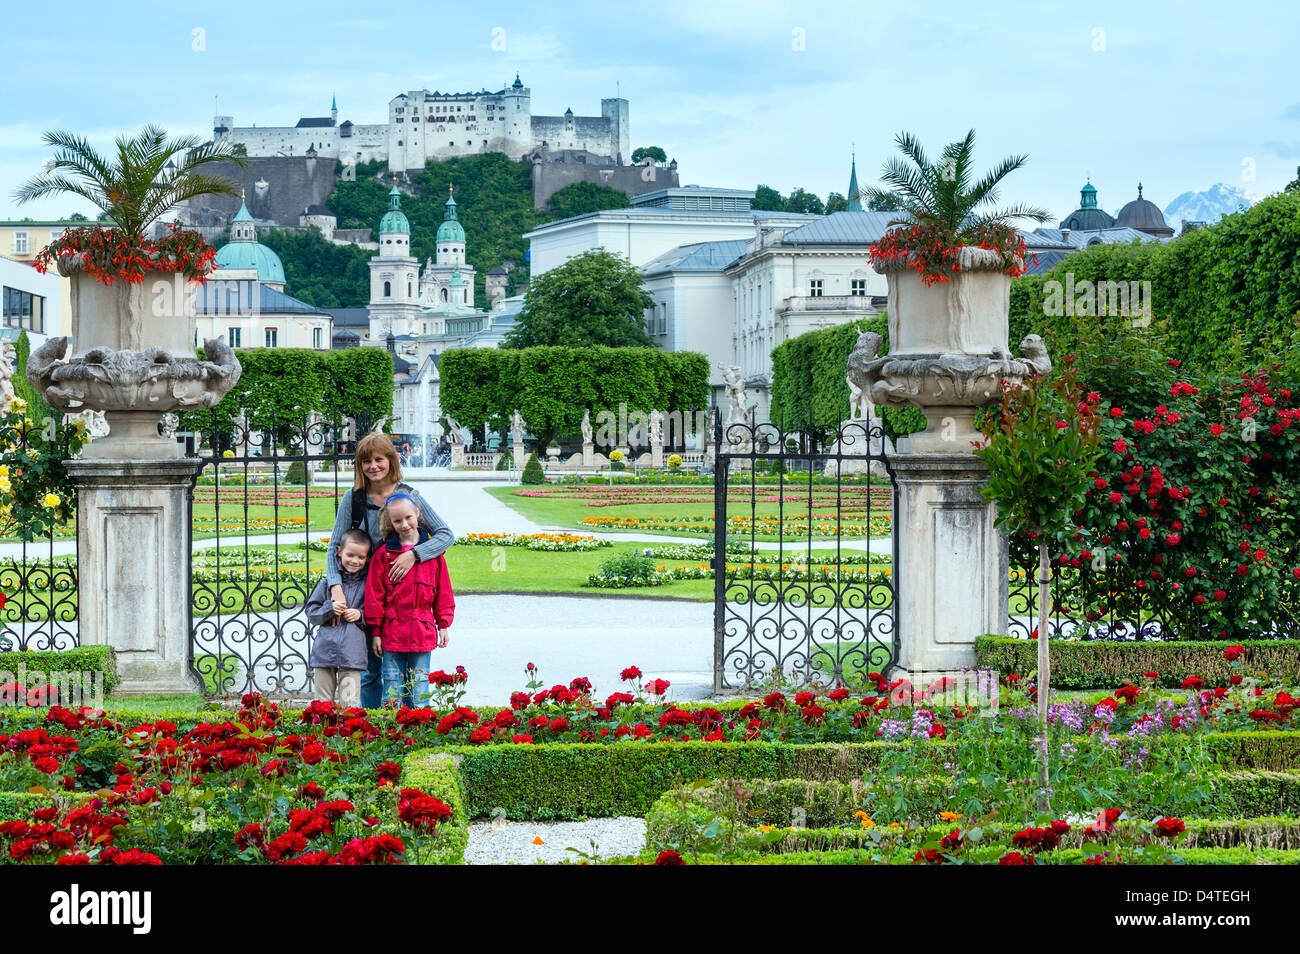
[486,485,889,542]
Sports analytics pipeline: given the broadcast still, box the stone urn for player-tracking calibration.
[25,259,241,459]
[861,246,1048,453]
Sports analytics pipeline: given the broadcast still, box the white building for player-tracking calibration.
[523,186,818,277]
[214,77,628,171]
[1,254,63,349]
[194,199,332,350]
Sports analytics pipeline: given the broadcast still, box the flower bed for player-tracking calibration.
[456,532,613,552]
[513,485,892,509]
[579,512,892,538]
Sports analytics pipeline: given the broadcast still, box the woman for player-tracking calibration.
[324,433,454,708]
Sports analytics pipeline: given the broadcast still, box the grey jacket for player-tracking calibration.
[306,571,369,671]
[324,483,454,587]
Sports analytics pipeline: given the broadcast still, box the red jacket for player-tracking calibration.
[364,531,456,653]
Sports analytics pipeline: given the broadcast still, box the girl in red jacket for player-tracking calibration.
[364,494,456,708]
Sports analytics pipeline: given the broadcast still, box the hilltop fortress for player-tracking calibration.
[214,74,630,171]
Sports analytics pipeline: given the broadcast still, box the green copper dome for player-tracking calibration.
[436,189,466,243]
[215,240,286,283]
[216,200,285,282]
[379,185,410,235]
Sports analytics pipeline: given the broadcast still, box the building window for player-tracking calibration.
[13,232,29,255]
[384,281,391,297]
[809,279,824,297]
[657,304,666,336]
[264,328,278,348]
[3,286,44,332]
[851,279,867,296]
[313,327,323,349]
[228,327,242,348]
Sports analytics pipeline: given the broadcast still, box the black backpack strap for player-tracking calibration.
[350,489,368,531]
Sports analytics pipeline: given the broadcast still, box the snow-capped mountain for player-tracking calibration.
[1163,183,1258,229]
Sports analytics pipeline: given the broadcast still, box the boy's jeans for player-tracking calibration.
[380,651,432,709]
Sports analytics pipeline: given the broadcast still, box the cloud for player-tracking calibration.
[1265,141,1300,159]
[1285,103,1300,121]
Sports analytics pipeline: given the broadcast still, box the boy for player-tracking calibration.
[306,528,371,707]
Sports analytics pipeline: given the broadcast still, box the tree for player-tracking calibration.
[752,184,784,211]
[12,125,246,247]
[974,356,1101,808]
[631,146,667,164]
[867,193,902,212]
[863,129,1050,238]
[548,181,631,219]
[505,249,654,349]
[66,212,89,222]
[1287,165,1300,193]
[784,187,824,215]
[825,192,848,214]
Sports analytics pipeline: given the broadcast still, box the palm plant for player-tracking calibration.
[863,129,1050,238]
[12,125,246,247]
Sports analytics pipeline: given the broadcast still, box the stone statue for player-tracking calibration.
[443,415,463,445]
[581,409,593,445]
[0,339,15,415]
[71,408,109,438]
[719,364,750,425]
[846,331,884,421]
[1018,334,1052,377]
[160,412,179,439]
[510,409,525,448]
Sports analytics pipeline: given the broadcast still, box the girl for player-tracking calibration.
[364,494,456,709]
[325,433,454,708]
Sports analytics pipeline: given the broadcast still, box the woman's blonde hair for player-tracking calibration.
[353,432,404,492]
[378,494,420,541]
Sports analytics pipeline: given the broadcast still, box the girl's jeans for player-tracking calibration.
[380,651,432,709]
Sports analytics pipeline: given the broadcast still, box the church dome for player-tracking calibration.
[1115,184,1172,237]
[214,241,286,283]
[1059,180,1115,231]
[379,185,410,235]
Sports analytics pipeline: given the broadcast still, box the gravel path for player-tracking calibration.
[465,817,646,865]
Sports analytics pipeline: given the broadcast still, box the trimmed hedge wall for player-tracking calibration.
[401,750,469,865]
[448,737,1300,821]
[646,808,1300,857]
[617,845,1300,865]
[0,646,118,696]
[975,635,1300,689]
[646,771,1300,840]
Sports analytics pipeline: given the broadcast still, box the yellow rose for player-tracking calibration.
[222,449,235,458]
[43,492,61,508]
[9,396,27,415]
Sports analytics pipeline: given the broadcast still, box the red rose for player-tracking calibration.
[1154,817,1186,838]
[1223,645,1245,662]
[654,850,685,865]
[1110,408,1123,418]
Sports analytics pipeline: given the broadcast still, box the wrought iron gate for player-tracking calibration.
[712,410,899,691]
[0,415,79,653]
[187,415,362,697]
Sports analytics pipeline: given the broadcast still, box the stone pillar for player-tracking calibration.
[450,443,466,468]
[66,459,204,696]
[889,454,1007,680]
[513,442,527,470]
[582,442,594,467]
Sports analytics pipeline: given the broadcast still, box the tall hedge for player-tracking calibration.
[439,346,708,449]
[1009,189,1300,375]
[181,346,393,441]
[769,314,925,439]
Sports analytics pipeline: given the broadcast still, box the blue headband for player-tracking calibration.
[384,493,414,506]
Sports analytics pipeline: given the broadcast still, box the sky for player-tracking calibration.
[2,0,1298,223]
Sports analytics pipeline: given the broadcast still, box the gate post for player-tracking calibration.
[888,453,1008,681]
[65,459,204,695]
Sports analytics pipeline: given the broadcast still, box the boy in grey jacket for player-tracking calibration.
[306,529,371,707]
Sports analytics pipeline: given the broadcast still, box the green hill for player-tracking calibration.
[211,154,632,310]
